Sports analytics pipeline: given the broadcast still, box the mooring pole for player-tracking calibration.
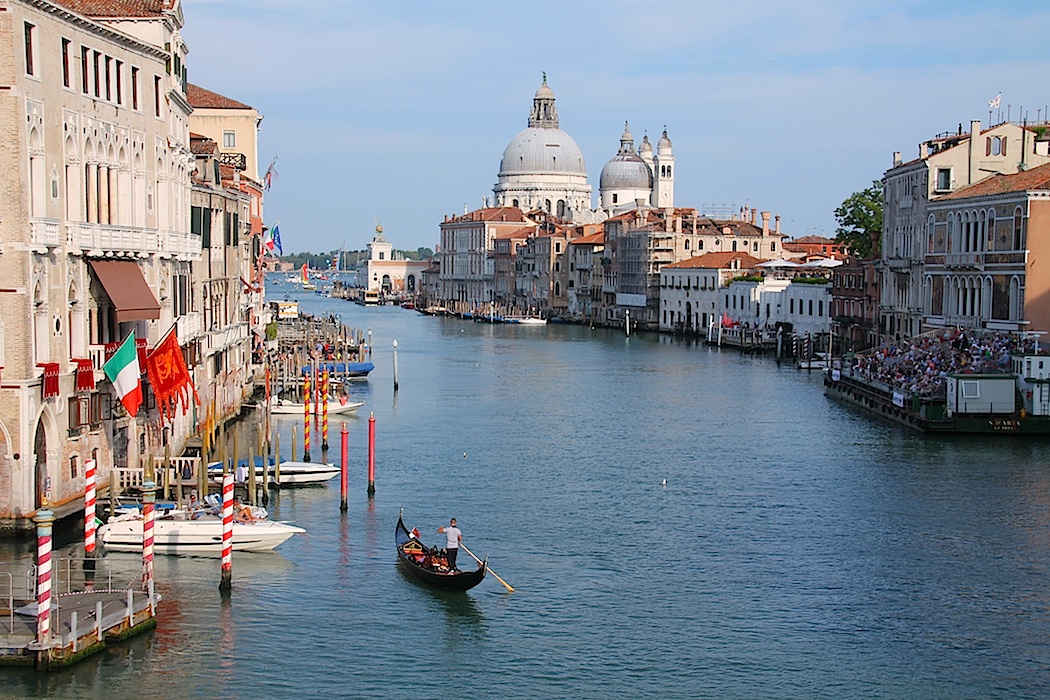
[340,422,349,512]
[219,473,234,592]
[84,458,97,557]
[303,372,311,461]
[392,339,399,393]
[322,368,330,451]
[367,412,376,497]
[34,509,55,662]
[141,479,156,591]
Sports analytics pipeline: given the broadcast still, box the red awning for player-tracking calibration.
[89,260,160,322]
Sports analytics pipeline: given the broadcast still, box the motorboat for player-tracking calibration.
[268,396,365,415]
[796,352,831,370]
[208,459,340,486]
[97,509,305,555]
[504,316,547,325]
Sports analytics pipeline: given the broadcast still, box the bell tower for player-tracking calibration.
[653,128,675,208]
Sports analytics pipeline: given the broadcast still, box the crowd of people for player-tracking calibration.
[850,328,1039,397]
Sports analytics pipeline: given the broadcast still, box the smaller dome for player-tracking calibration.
[657,129,672,155]
[535,72,554,100]
[600,152,653,191]
[639,134,653,157]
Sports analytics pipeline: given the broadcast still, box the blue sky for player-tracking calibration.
[181,0,1050,254]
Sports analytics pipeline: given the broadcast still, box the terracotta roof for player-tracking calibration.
[494,226,535,239]
[52,0,174,17]
[571,231,605,245]
[186,83,254,110]
[787,235,837,245]
[448,207,530,224]
[664,252,767,270]
[189,133,216,155]
[941,162,1050,200]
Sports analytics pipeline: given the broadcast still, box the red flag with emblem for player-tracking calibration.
[146,327,200,423]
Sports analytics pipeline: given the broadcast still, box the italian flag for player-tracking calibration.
[103,332,143,417]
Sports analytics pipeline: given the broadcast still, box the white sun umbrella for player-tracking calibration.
[804,258,843,268]
[756,259,801,268]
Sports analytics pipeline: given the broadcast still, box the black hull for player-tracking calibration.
[395,515,486,592]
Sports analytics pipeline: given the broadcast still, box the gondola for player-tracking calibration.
[395,512,486,592]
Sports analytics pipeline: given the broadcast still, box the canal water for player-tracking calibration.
[3,284,1050,699]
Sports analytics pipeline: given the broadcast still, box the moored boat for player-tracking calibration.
[824,333,1050,434]
[208,459,340,486]
[98,510,305,555]
[268,396,365,416]
[504,316,547,325]
[395,513,486,592]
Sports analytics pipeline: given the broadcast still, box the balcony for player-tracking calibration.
[206,322,248,352]
[177,312,203,340]
[219,152,247,172]
[69,222,201,258]
[30,218,62,248]
[945,252,984,270]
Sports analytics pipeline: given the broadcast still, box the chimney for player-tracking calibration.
[761,212,770,236]
[919,142,929,159]
[775,214,781,235]
[893,151,902,166]
[971,119,981,137]
[750,208,757,224]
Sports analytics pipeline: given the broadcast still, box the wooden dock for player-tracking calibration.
[0,558,157,670]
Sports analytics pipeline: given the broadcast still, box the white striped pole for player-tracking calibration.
[84,459,97,556]
[35,509,55,652]
[219,473,233,591]
[141,479,156,591]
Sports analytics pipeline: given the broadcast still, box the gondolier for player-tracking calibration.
[438,518,462,572]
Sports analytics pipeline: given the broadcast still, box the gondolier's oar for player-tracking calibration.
[460,544,514,592]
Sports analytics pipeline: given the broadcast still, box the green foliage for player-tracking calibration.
[730,275,764,283]
[834,181,883,258]
[276,247,434,267]
[265,321,277,341]
[792,276,831,285]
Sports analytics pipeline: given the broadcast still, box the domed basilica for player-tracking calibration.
[491,75,675,223]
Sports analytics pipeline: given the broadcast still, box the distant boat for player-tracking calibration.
[300,263,316,291]
[268,396,365,415]
[505,316,547,325]
[208,459,341,486]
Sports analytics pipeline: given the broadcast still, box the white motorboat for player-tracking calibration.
[268,396,365,416]
[209,460,340,486]
[796,352,831,370]
[505,316,547,325]
[97,510,305,555]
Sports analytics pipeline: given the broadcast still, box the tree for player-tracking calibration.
[834,181,883,258]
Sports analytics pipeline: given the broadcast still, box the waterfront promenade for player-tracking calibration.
[1,289,1047,698]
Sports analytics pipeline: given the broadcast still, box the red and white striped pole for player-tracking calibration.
[340,422,348,512]
[303,372,311,461]
[34,509,55,655]
[219,473,233,591]
[321,368,330,451]
[84,459,97,556]
[141,479,156,591]
[367,412,376,497]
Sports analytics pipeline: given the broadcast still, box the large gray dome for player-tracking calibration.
[499,127,587,176]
